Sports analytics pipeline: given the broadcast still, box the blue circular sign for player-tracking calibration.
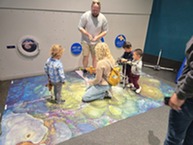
[71,43,82,55]
[114,34,126,48]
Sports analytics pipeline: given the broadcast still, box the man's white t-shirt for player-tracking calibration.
[78,10,108,45]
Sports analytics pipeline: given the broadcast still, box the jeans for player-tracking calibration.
[164,99,193,145]
[82,85,111,102]
[51,82,63,103]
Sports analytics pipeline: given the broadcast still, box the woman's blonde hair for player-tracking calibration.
[95,42,115,63]
[50,44,64,58]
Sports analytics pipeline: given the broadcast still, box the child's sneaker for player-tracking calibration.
[127,83,134,88]
[55,99,65,104]
[131,87,136,91]
[135,86,142,94]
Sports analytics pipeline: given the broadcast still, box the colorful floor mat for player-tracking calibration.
[0,71,174,145]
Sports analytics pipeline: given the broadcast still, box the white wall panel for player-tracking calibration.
[0,0,152,14]
[0,0,152,80]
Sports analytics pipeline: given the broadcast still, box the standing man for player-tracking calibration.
[78,0,108,73]
[164,36,193,145]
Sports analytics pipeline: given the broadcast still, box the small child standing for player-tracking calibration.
[44,44,66,104]
[127,48,143,94]
[119,41,133,85]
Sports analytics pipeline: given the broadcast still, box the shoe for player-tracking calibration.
[120,81,123,84]
[82,69,88,77]
[61,100,66,103]
[104,90,113,99]
[131,87,136,91]
[135,86,142,94]
[83,69,88,74]
[55,99,65,104]
[127,83,134,88]
[82,99,94,103]
[104,96,112,99]
[104,94,112,99]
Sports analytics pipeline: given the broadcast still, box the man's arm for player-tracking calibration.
[78,12,93,41]
[176,49,193,100]
[78,27,93,41]
[169,46,193,110]
[92,31,107,42]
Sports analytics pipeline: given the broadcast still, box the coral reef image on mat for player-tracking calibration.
[0,71,174,145]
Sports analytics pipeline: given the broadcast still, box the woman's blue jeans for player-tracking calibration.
[164,99,193,145]
[82,85,110,102]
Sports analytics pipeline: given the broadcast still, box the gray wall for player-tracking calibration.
[0,0,153,80]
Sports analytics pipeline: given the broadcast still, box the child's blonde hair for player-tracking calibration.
[95,42,115,63]
[50,44,64,58]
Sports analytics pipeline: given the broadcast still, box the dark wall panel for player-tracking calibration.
[144,0,193,62]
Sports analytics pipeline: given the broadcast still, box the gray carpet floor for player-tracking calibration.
[0,67,177,145]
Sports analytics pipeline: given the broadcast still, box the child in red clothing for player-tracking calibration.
[127,48,143,93]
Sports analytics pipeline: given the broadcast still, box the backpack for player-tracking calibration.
[106,61,121,86]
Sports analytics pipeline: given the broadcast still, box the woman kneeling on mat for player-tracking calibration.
[82,42,115,102]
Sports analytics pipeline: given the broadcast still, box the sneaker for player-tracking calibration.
[61,100,66,103]
[104,90,113,99]
[104,95,112,99]
[105,90,113,99]
[83,69,88,74]
[131,87,136,91]
[135,86,142,94]
[127,83,134,88]
[82,99,95,103]
[82,69,88,77]
[55,99,65,104]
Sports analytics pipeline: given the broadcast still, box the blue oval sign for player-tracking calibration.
[114,34,126,48]
[71,43,82,55]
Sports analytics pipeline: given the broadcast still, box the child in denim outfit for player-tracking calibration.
[44,44,65,104]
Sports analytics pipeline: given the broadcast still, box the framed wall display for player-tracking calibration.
[18,35,40,57]
[114,34,126,48]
